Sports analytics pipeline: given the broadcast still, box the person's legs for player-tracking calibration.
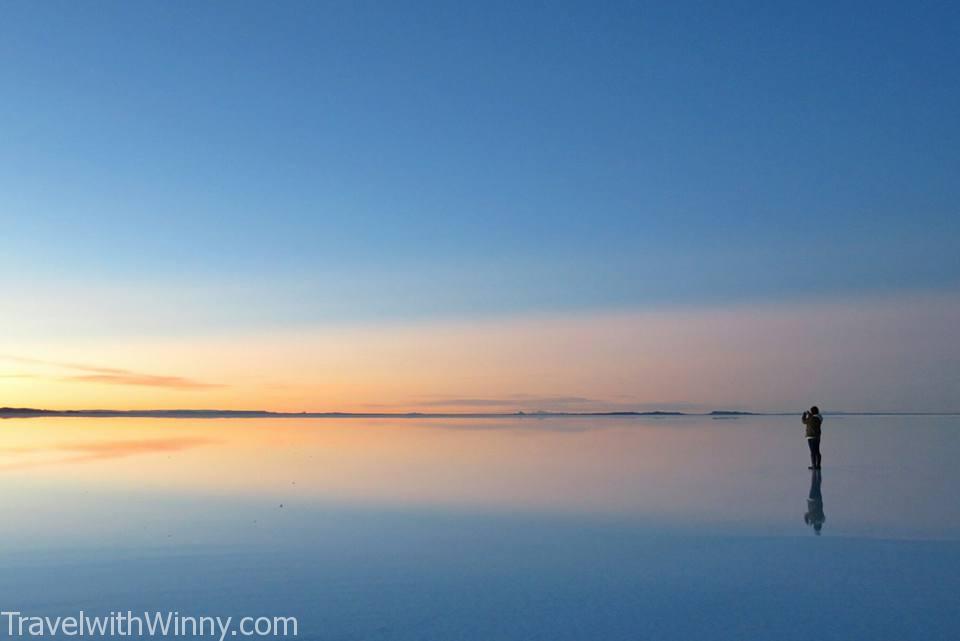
[811,437,822,469]
[808,438,822,468]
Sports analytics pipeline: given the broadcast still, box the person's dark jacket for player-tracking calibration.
[803,413,823,439]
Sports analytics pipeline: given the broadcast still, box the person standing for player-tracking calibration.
[802,406,823,469]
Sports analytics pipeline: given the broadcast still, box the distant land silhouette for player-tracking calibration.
[1,407,956,419]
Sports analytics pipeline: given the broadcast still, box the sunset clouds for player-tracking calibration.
[3,293,957,413]
[0,355,221,392]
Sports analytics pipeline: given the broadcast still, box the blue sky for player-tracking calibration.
[2,0,957,327]
[0,2,959,415]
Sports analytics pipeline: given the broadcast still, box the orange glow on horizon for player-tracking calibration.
[2,293,959,414]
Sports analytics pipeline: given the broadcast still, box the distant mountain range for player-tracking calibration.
[1,407,956,419]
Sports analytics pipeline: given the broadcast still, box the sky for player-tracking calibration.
[1,1,958,412]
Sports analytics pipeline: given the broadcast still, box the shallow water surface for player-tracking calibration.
[0,415,957,640]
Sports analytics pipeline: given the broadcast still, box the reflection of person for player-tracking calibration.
[804,469,825,535]
[802,406,823,469]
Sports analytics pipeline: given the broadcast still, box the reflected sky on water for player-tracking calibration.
[1,414,958,546]
[0,415,957,640]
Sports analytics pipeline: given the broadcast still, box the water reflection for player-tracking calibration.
[0,437,216,471]
[0,416,958,641]
[804,469,826,535]
[0,415,957,544]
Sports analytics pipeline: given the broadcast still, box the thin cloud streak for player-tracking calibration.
[62,374,222,389]
[419,396,599,408]
[0,355,222,390]
[404,396,705,412]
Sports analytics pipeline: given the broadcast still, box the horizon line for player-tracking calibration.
[2,407,959,419]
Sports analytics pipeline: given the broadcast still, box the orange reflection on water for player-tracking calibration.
[0,416,740,515]
[2,416,959,544]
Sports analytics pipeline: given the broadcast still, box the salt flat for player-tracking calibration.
[0,415,957,640]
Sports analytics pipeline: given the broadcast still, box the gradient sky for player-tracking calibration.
[1,1,958,411]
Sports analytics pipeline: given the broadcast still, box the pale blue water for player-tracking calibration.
[0,415,957,640]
